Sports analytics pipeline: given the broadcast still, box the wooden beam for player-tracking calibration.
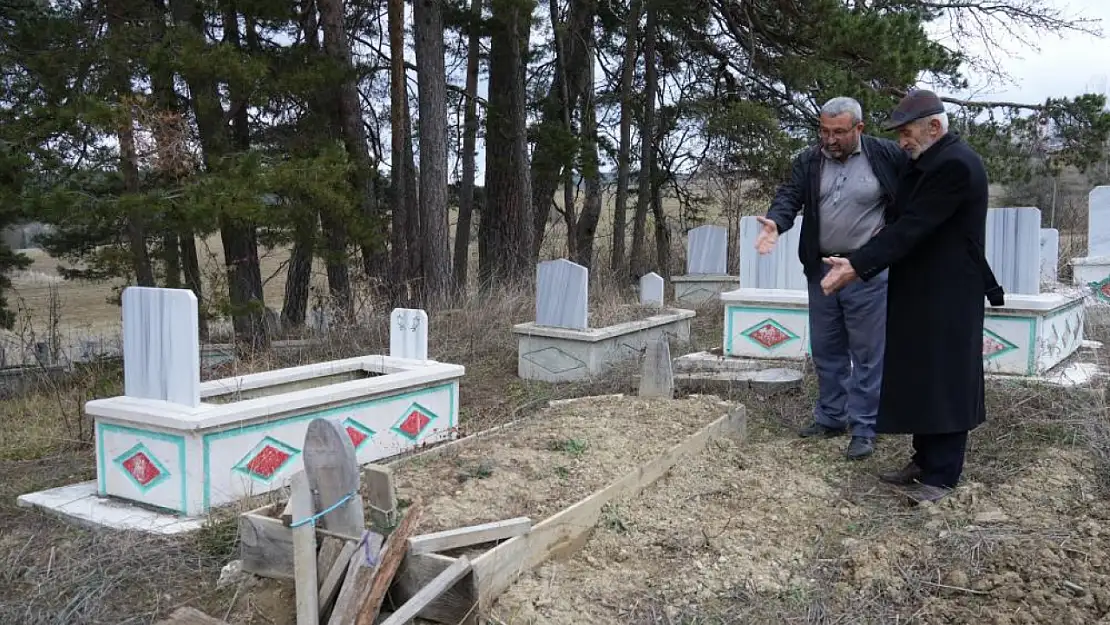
[408,517,531,555]
[291,471,320,625]
[318,541,358,622]
[378,556,472,625]
[355,504,424,625]
[390,553,479,625]
[240,506,294,581]
[470,406,747,611]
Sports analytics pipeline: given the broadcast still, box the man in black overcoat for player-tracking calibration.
[820,89,1006,504]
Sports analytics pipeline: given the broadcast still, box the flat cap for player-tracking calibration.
[882,89,946,131]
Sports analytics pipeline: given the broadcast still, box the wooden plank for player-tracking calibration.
[318,541,358,622]
[304,418,366,538]
[291,471,320,625]
[364,464,397,530]
[355,504,424,625]
[390,553,479,625]
[239,509,294,581]
[154,606,229,625]
[317,537,345,585]
[408,517,531,555]
[326,549,372,625]
[378,556,472,625]
[471,406,747,610]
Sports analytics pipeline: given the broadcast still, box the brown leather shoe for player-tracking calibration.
[878,461,922,485]
[905,483,952,505]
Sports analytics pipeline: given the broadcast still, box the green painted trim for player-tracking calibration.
[724,305,809,355]
[738,317,800,352]
[391,402,440,442]
[112,442,172,493]
[95,422,187,514]
[201,382,455,512]
[982,327,1019,361]
[341,418,376,451]
[231,436,302,484]
[1025,317,1037,375]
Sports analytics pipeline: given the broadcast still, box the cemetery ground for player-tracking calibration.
[1,287,1110,625]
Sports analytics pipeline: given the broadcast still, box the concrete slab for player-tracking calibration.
[17,481,208,535]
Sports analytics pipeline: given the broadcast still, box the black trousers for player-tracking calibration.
[911,431,968,488]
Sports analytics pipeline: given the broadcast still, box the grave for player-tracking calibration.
[17,287,465,529]
[513,259,695,382]
[1071,186,1110,301]
[671,225,740,305]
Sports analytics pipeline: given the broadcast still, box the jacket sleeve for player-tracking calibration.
[849,159,970,281]
[765,153,807,234]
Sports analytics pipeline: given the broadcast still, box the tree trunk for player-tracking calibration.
[388,0,410,303]
[179,233,208,339]
[403,106,421,302]
[628,1,655,280]
[479,0,535,285]
[414,0,451,308]
[282,212,316,329]
[650,127,670,279]
[452,0,483,294]
[573,45,601,269]
[610,0,640,274]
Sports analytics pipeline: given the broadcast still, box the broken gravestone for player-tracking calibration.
[638,335,674,399]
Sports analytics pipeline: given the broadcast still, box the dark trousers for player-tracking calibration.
[806,265,888,439]
[912,431,969,488]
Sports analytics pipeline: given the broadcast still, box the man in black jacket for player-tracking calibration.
[755,97,907,459]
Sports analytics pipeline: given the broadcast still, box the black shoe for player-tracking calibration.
[799,422,846,438]
[878,461,923,485]
[905,483,952,505]
[846,436,875,459]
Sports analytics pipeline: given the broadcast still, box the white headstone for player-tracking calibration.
[639,272,664,307]
[1087,186,1110,258]
[686,225,728,275]
[985,207,1041,295]
[738,215,806,290]
[122,286,200,407]
[535,259,589,330]
[1040,228,1059,284]
[390,308,428,360]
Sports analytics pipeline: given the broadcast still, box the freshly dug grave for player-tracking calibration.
[389,394,731,535]
[489,432,1110,625]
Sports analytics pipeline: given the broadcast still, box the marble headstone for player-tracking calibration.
[122,286,200,407]
[686,225,728,275]
[985,207,1041,296]
[536,259,589,330]
[1040,228,1059,284]
[1087,186,1110,258]
[738,215,806,290]
[638,335,674,399]
[390,308,428,360]
[640,272,664,307]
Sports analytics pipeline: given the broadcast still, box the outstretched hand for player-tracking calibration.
[820,257,858,295]
[754,217,778,255]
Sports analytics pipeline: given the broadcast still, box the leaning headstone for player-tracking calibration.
[535,259,589,330]
[640,272,664,307]
[738,215,806,290]
[390,308,429,360]
[1040,228,1059,284]
[686,225,728,275]
[303,418,366,537]
[121,286,200,407]
[638,335,674,399]
[1087,186,1110,258]
[985,207,1040,295]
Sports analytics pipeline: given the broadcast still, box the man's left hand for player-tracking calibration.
[821,257,858,295]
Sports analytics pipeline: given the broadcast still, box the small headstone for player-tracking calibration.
[122,286,200,407]
[1040,228,1059,284]
[738,215,806,290]
[1087,186,1110,258]
[535,259,589,330]
[303,418,366,537]
[687,225,728,275]
[639,272,664,307]
[390,308,429,360]
[986,207,1040,295]
[638,336,674,398]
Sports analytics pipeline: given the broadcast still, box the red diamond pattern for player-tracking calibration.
[983,336,1007,357]
[398,410,431,438]
[245,445,292,479]
[122,452,161,487]
[1100,282,1110,299]
[346,426,368,448]
[748,323,791,349]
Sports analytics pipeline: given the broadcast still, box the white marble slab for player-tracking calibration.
[686,225,728,274]
[535,259,589,330]
[738,215,806,290]
[640,272,664,307]
[122,286,200,407]
[390,308,428,360]
[985,207,1041,296]
[1088,186,1110,257]
[17,481,207,535]
[1040,228,1059,284]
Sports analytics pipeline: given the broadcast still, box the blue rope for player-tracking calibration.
[288,491,356,528]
